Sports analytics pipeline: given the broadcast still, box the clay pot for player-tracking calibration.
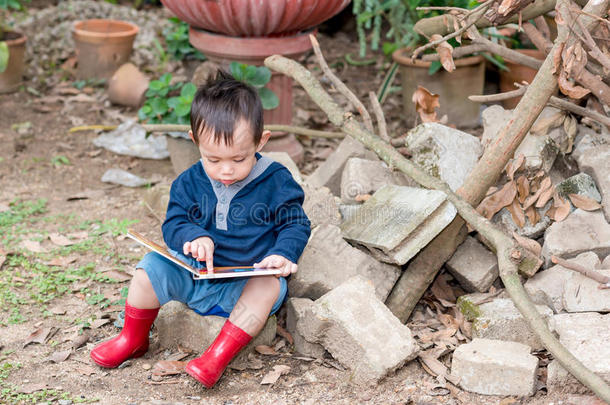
[0,31,27,94]
[499,49,545,109]
[72,19,139,80]
[107,63,149,108]
[393,48,486,128]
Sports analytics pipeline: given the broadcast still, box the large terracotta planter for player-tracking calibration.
[393,48,485,128]
[72,19,139,80]
[0,32,27,94]
[499,49,545,109]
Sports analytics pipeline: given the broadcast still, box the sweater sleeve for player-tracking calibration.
[162,176,214,252]
[265,176,311,264]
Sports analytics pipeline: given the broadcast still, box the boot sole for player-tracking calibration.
[185,363,216,388]
[90,347,148,368]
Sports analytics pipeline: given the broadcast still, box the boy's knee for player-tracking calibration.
[249,276,280,301]
[132,268,153,290]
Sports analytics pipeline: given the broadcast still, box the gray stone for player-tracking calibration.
[542,209,610,266]
[338,203,361,224]
[446,236,498,293]
[481,105,511,148]
[563,266,610,313]
[166,136,199,175]
[262,151,303,184]
[472,298,553,350]
[340,185,457,265]
[494,207,552,239]
[547,313,610,393]
[306,136,377,196]
[514,132,559,172]
[142,183,170,222]
[155,301,276,364]
[405,123,483,191]
[101,168,152,188]
[298,276,419,383]
[603,254,610,269]
[572,124,610,164]
[291,224,400,301]
[302,184,341,227]
[525,251,600,313]
[556,173,602,202]
[451,338,538,396]
[285,298,326,358]
[575,144,610,222]
[340,157,412,204]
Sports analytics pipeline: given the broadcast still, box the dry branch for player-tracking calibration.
[551,255,610,286]
[368,91,390,142]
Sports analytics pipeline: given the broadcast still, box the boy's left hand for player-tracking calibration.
[253,255,297,277]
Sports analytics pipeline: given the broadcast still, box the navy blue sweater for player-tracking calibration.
[162,154,311,266]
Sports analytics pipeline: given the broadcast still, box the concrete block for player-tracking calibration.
[340,157,413,204]
[547,313,610,393]
[556,173,602,203]
[572,124,610,166]
[285,298,326,358]
[262,151,303,184]
[340,185,457,265]
[446,236,498,293]
[302,184,341,227]
[525,251,600,313]
[306,136,377,196]
[514,132,559,172]
[298,276,419,383]
[155,301,275,364]
[542,209,610,266]
[563,267,610,313]
[575,144,610,222]
[405,122,483,191]
[291,224,400,301]
[451,338,538,396]
[472,298,553,350]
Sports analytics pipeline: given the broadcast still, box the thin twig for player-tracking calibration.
[534,15,551,40]
[368,91,390,142]
[421,44,488,61]
[576,17,610,71]
[309,34,374,133]
[416,6,469,12]
[522,22,553,53]
[551,255,610,285]
[469,87,527,102]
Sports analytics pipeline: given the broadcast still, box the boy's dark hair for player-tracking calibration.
[190,69,264,146]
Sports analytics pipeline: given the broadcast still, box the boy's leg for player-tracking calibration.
[228,276,280,336]
[127,269,160,309]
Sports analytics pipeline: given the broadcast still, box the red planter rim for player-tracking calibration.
[73,19,139,40]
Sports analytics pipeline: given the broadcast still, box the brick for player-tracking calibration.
[285,298,326,358]
[446,236,498,293]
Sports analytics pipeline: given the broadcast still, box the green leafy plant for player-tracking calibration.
[0,0,28,11]
[138,73,197,125]
[0,42,7,73]
[229,62,279,110]
[163,17,206,61]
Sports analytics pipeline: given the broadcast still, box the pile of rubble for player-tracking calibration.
[151,106,610,397]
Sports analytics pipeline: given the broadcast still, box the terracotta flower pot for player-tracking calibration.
[72,19,139,80]
[0,31,27,94]
[499,49,545,109]
[108,63,149,108]
[393,48,486,128]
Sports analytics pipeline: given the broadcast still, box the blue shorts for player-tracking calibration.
[136,251,288,317]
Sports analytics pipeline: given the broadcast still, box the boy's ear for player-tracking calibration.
[188,130,197,145]
[256,130,272,152]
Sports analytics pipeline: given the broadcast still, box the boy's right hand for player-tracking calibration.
[183,236,214,273]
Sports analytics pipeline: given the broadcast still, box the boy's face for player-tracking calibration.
[190,119,270,186]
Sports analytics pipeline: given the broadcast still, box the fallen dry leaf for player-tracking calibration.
[255,345,279,356]
[476,180,517,219]
[18,383,48,394]
[516,176,530,204]
[76,364,97,376]
[49,233,74,246]
[67,231,89,240]
[430,273,456,304]
[45,256,77,267]
[505,154,525,181]
[71,332,90,349]
[152,360,186,376]
[412,86,440,123]
[91,319,110,329]
[21,240,46,253]
[531,110,565,136]
[568,194,602,211]
[48,349,71,363]
[558,69,590,99]
[276,324,294,346]
[507,198,526,228]
[100,270,131,282]
[525,205,541,226]
[431,34,455,72]
[548,192,571,221]
[23,327,55,347]
[535,183,555,208]
[260,364,291,385]
[512,232,542,257]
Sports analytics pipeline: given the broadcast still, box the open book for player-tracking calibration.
[127,229,281,280]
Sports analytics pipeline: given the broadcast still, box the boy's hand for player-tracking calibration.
[183,236,214,273]
[253,255,297,278]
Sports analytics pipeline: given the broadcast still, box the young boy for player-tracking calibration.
[90,70,311,388]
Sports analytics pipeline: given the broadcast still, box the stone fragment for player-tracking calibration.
[472,298,553,350]
[541,209,610,266]
[481,105,511,148]
[547,313,610,393]
[101,168,150,188]
[340,157,413,204]
[451,338,538,396]
[341,185,457,265]
[525,251,600,313]
[338,203,361,224]
[285,298,325,358]
[298,277,419,383]
[405,122,483,191]
[141,183,170,222]
[306,136,377,196]
[572,124,610,164]
[514,132,559,172]
[155,302,275,364]
[603,254,610,269]
[291,224,400,301]
[302,184,341,227]
[262,151,303,184]
[494,207,552,239]
[446,236,498,293]
[563,266,610,313]
[556,173,602,202]
[575,144,610,221]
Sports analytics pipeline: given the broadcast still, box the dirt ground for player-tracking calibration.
[0,22,597,405]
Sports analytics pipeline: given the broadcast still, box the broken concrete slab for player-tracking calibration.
[340,157,413,204]
[285,298,326,358]
[291,224,400,301]
[262,151,303,184]
[298,276,419,383]
[340,185,457,265]
[446,236,498,293]
[302,184,341,227]
[451,338,538,396]
[405,122,483,191]
[155,301,275,364]
[574,144,610,222]
[471,298,553,350]
[541,209,610,266]
[555,173,602,203]
[525,251,601,313]
[306,136,377,196]
[563,266,610,313]
[547,312,610,393]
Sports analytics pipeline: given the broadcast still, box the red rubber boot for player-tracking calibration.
[185,319,252,388]
[90,303,159,368]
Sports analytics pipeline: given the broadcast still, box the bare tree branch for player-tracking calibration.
[368,91,390,142]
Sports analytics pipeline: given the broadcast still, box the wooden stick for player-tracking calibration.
[469,87,527,102]
[368,91,390,142]
[534,15,552,40]
[522,22,553,53]
[421,44,488,61]
[551,255,610,286]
